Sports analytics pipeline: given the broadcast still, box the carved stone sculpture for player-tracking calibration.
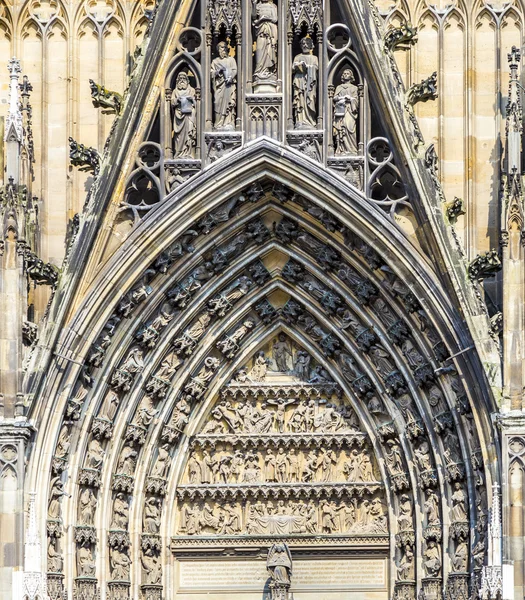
[184,357,221,399]
[173,312,212,355]
[273,333,292,372]
[397,544,415,581]
[252,0,278,83]
[89,79,122,114]
[116,445,138,476]
[424,540,442,577]
[292,37,318,129]
[77,544,96,577]
[267,542,292,597]
[452,540,468,572]
[48,538,63,573]
[407,71,438,105]
[79,487,97,526]
[217,319,256,358]
[424,490,440,525]
[110,348,144,392]
[68,137,100,173]
[48,478,68,520]
[468,249,502,280]
[211,42,237,130]
[111,493,129,530]
[384,22,418,52]
[142,547,161,585]
[451,482,468,522]
[143,497,161,534]
[208,276,252,316]
[110,547,131,580]
[85,437,105,470]
[333,69,359,155]
[171,72,197,158]
[151,445,171,478]
[248,351,269,381]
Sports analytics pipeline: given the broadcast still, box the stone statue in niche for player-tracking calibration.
[424,490,440,525]
[110,547,131,580]
[85,437,105,470]
[99,390,120,421]
[272,333,292,372]
[116,445,138,476]
[48,538,63,573]
[452,540,468,572]
[173,311,212,355]
[77,544,96,577]
[252,0,278,83]
[151,444,171,478]
[414,440,433,472]
[397,494,413,531]
[132,396,157,428]
[248,351,269,381]
[451,482,468,522]
[143,497,161,533]
[171,71,197,158]
[384,439,404,475]
[424,540,442,577]
[55,424,71,459]
[48,478,68,519]
[217,320,256,358]
[292,37,318,129]
[208,276,253,317]
[79,487,97,525]
[142,547,162,585]
[211,42,237,130]
[267,542,293,586]
[397,544,414,581]
[111,492,129,529]
[333,68,359,155]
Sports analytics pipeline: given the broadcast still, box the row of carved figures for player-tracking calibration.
[178,495,387,536]
[173,32,359,156]
[184,446,377,485]
[202,396,360,435]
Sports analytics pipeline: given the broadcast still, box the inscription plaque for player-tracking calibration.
[178,558,387,590]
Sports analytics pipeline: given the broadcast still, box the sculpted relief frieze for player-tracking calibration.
[173,333,389,546]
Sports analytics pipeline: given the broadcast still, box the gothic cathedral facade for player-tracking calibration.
[0,0,522,600]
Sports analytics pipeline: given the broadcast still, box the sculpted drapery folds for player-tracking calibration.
[252,0,278,82]
[171,72,197,157]
[292,37,318,129]
[211,42,237,130]
[333,68,359,155]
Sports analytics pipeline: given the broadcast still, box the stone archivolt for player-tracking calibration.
[31,174,489,600]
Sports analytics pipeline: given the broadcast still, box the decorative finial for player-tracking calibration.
[4,57,23,144]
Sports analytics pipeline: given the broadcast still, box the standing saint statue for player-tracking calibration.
[252,0,278,82]
[292,37,318,129]
[211,42,237,130]
[267,542,293,588]
[171,71,197,157]
[333,68,359,155]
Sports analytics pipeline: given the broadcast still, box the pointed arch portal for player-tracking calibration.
[16,0,504,597]
[27,136,499,600]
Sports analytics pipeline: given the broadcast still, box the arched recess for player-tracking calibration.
[26,140,498,600]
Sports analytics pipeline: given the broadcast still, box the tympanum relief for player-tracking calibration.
[174,333,388,544]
